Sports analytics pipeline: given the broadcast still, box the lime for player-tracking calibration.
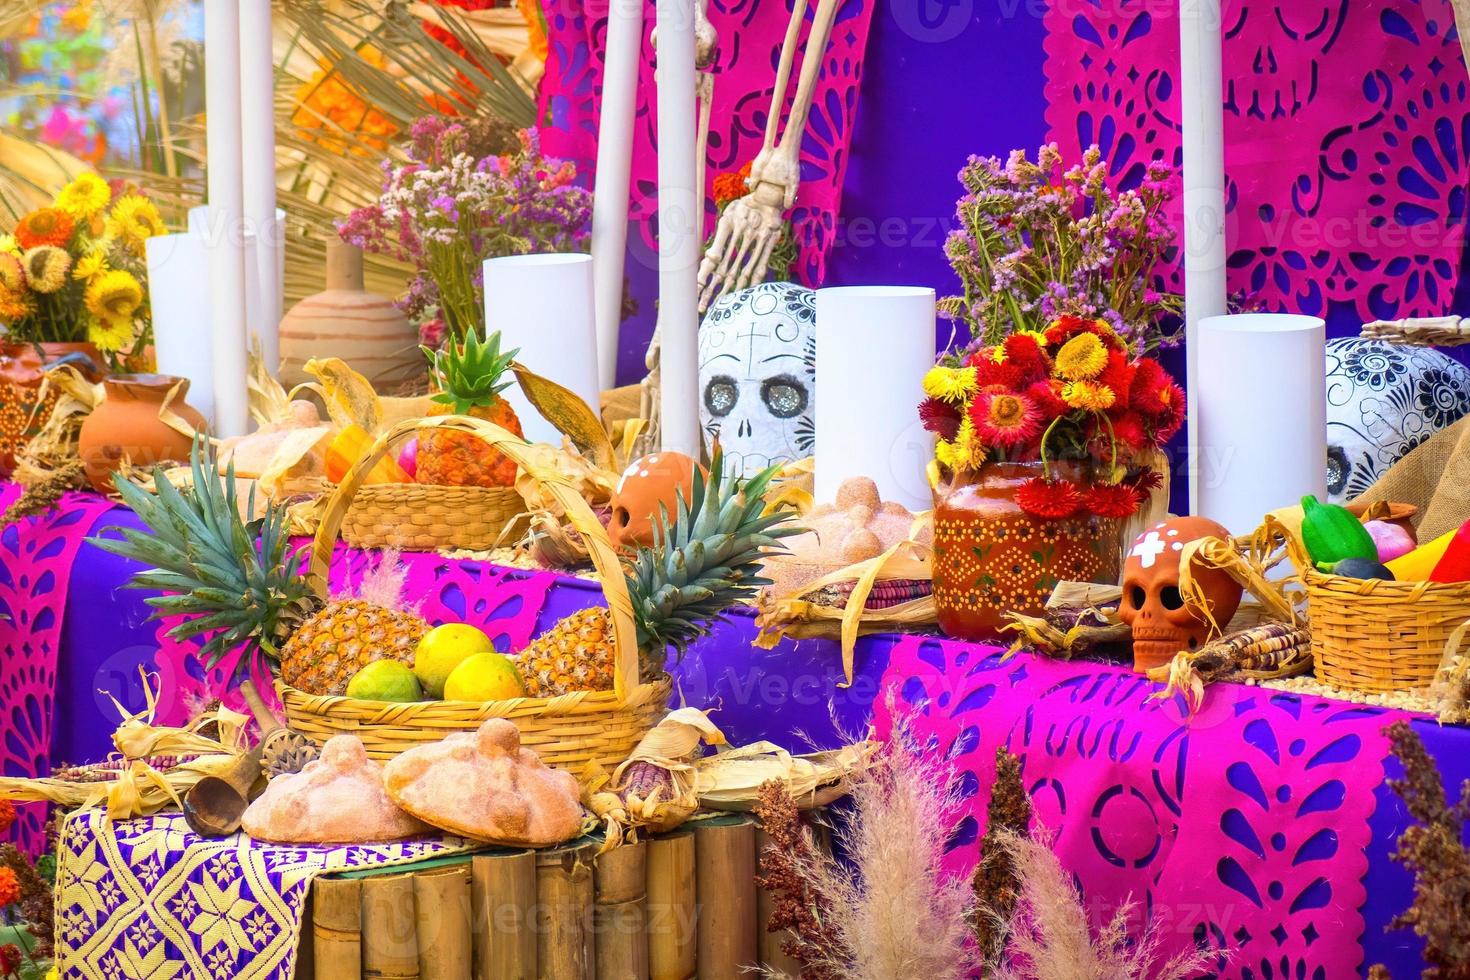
[443,652,526,702]
[346,660,423,702]
[414,623,495,698]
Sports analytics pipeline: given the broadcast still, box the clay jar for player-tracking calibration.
[608,451,701,550]
[78,374,208,491]
[1118,515,1243,673]
[0,341,103,476]
[932,461,1122,641]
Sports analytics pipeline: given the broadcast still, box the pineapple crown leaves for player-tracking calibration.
[422,328,521,415]
[86,436,317,673]
[625,450,802,661]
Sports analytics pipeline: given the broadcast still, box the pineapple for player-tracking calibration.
[90,439,429,697]
[518,451,799,698]
[418,329,525,487]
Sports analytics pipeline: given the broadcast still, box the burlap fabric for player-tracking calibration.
[1355,413,1470,540]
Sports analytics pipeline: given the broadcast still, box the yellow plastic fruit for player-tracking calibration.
[443,652,526,702]
[346,660,423,702]
[414,623,495,698]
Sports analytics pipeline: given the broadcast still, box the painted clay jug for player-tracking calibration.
[78,374,208,491]
[279,241,422,392]
[0,341,103,476]
[932,461,1121,641]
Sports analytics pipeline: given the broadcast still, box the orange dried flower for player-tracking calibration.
[14,207,74,250]
[0,867,19,906]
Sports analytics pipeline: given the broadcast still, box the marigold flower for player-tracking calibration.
[22,246,71,293]
[922,364,978,404]
[56,172,112,218]
[1061,379,1116,411]
[105,195,165,254]
[1054,332,1108,381]
[1016,477,1082,519]
[15,207,74,250]
[0,867,19,906]
[970,390,1042,448]
[84,269,143,321]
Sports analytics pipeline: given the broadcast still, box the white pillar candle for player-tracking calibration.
[190,206,280,368]
[1195,314,1327,535]
[239,0,282,378]
[590,0,644,391]
[203,0,250,437]
[814,286,936,510]
[482,253,600,445]
[145,231,216,424]
[655,0,702,458]
[1179,0,1228,513]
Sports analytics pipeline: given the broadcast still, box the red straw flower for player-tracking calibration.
[1016,477,1082,519]
[971,390,1043,448]
[1130,359,1172,414]
[1045,315,1122,350]
[1081,481,1145,518]
[1026,379,1070,419]
[0,943,19,976]
[969,350,1025,389]
[1097,351,1134,410]
[1109,411,1153,452]
[918,396,963,440]
[1002,332,1052,382]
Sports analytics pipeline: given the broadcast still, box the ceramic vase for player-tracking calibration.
[78,374,208,492]
[279,241,422,392]
[932,461,1121,641]
[0,341,104,477]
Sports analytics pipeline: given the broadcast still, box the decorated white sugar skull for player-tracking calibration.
[1119,516,1242,674]
[1325,338,1470,502]
[698,282,816,477]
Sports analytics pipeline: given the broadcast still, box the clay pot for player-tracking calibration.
[0,341,104,476]
[78,374,208,491]
[279,241,423,392]
[607,452,701,550]
[932,461,1122,641]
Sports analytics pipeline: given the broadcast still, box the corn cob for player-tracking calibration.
[1148,622,1311,710]
[51,756,192,783]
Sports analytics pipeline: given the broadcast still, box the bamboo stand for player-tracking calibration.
[414,866,472,979]
[595,842,649,979]
[472,851,538,979]
[694,817,759,979]
[313,877,362,979]
[536,842,597,979]
[646,831,697,980]
[361,874,419,978]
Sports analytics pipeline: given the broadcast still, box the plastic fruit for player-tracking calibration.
[1386,527,1457,581]
[1299,495,1378,571]
[325,423,410,484]
[346,660,423,702]
[1363,520,1415,564]
[397,437,418,480]
[443,652,526,701]
[414,623,495,698]
[1330,557,1395,581]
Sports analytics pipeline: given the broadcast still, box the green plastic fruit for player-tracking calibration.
[414,623,495,698]
[346,660,423,702]
[443,652,526,702]
[1300,495,1379,570]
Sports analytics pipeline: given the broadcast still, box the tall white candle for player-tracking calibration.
[814,286,936,510]
[204,0,249,437]
[590,0,644,391]
[482,253,600,445]
[239,0,282,378]
[1179,0,1228,513]
[655,0,702,458]
[145,231,216,424]
[1195,314,1327,534]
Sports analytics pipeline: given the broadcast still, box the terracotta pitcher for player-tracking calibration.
[0,341,104,476]
[931,461,1122,641]
[78,374,208,491]
[279,241,423,391]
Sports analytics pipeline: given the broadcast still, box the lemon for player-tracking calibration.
[443,652,526,702]
[346,660,423,702]
[414,623,495,698]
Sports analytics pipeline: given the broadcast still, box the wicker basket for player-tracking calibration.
[1274,516,1470,693]
[340,482,527,551]
[279,415,670,771]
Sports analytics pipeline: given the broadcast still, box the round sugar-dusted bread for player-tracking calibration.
[241,734,429,844]
[383,719,583,847]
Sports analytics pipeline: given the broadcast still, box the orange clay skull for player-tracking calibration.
[1119,515,1243,673]
[607,452,701,550]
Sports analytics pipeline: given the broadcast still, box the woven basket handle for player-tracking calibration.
[309,416,641,702]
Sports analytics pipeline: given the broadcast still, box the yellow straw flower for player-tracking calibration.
[0,234,19,257]
[22,245,72,293]
[1054,332,1109,381]
[1061,379,1116,411]
[56,172,112,219]
[88,313,137,353]
[85,268,144,321]
[922,365,979,404]
[73,248,109,281]
[935,416,987,473]
[0,253,24,293]
[0,287,35,323]
[105,195,166,254]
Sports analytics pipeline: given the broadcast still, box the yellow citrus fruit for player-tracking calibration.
[346,660,423,702]
[414,623,495,698]
[443,652,526,702]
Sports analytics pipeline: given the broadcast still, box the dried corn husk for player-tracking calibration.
[1147,622,1312,711]
[0,755,240,821]
[586,708,728,851]
[764,457,816,514]
[108,669,253,760]
[11,364,100,488]
[694,739,878,811]
[1001,604,1129,660]
[1430,620,1470,724]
